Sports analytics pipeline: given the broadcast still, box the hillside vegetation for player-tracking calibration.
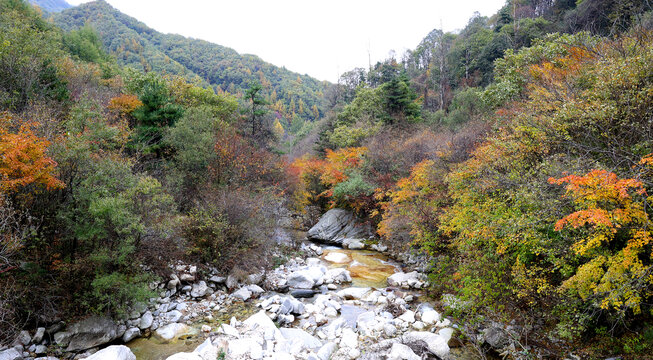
[51,0,329,142]
[0,0,295,342]
[28,0,71,13]
[290,0,653,357]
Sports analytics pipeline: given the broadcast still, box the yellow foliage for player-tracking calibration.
[272,119,284,140]
[551,166,652,313]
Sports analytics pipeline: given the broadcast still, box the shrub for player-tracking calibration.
[182,190,275,272]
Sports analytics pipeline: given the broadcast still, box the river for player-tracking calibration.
[126,238,479,359]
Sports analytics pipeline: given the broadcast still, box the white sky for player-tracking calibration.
[67,0,507,82]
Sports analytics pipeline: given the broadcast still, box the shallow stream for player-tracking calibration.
[127,240,442,359]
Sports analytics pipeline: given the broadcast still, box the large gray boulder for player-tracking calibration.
[307,209,372,245]
[83,345,135,360]
[64,317,120,352]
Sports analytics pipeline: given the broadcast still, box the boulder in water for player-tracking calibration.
[155,323,190,341]
[401,331,450,358]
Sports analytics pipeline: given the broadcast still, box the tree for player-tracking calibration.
[0,1,69,111]
[550,169,652,316]
[381,77,421,124]
[244,81,268,141]
[130,73,184,156]
[62,25,111,64]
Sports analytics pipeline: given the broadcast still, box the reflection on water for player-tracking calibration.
[128,335,199,360]
[127,302,257,360]
[322,248,399,288]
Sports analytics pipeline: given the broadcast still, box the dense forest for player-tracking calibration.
[49,0,329,150]
[1,0,653,359]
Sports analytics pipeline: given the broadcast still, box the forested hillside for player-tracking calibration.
[50,0,328,134]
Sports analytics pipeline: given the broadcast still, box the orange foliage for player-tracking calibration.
[290,147,367,210]
[320,147,367,189]
[0,113,64,194]
[550,167,652,313]
[108,94,143,115]
[377,159,446,248]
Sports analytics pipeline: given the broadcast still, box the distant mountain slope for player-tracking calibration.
[52,0,329,122]
[29,0,71,12]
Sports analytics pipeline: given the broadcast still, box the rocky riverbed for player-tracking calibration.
[125,243,458,360]
[1,209,491,360]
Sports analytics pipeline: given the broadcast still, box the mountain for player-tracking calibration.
[51,0,329,123]
[29,0,71,12]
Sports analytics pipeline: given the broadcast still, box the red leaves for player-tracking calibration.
[549,169,645,204]
[211,129,281,186]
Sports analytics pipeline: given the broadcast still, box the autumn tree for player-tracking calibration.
[550,168,652,316]
[0,112,64,272]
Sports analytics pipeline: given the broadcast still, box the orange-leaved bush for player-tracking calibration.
[0,113,64,194]
[108,94,143,115]
[290,147,368,212]
[550,167,652,314]
[377,159,448,250]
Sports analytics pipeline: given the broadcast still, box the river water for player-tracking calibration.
[126,241,480,359]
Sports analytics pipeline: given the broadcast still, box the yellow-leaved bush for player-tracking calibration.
[550,167,652,314]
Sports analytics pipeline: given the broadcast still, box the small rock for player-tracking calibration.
[226,275,239,290]
[14,330,31,346]
[412,321,426,330]
[340,329,358,348]
[323,252,350,263]
[316,342,337,360]
[122,328,140,343]
[190,281,209,298]
[155,323,190,341]
[388,343,420,360]
[163,310,183,323]
[383,323,397,337]
[208,276,226,284]
[231,288,252,302]
[290,289,316,298]
[34,345,47,355]
[398,310,415,323]
[179,273,195,283]
[53,331,71,347]
[0,348,22,360]
[167,279,180,290]
[483,326,509,349]
[139,312,153,330]
[32,328,45,344]
[420,310,440,325]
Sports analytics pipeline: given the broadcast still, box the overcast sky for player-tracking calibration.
[67,0,507,82]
